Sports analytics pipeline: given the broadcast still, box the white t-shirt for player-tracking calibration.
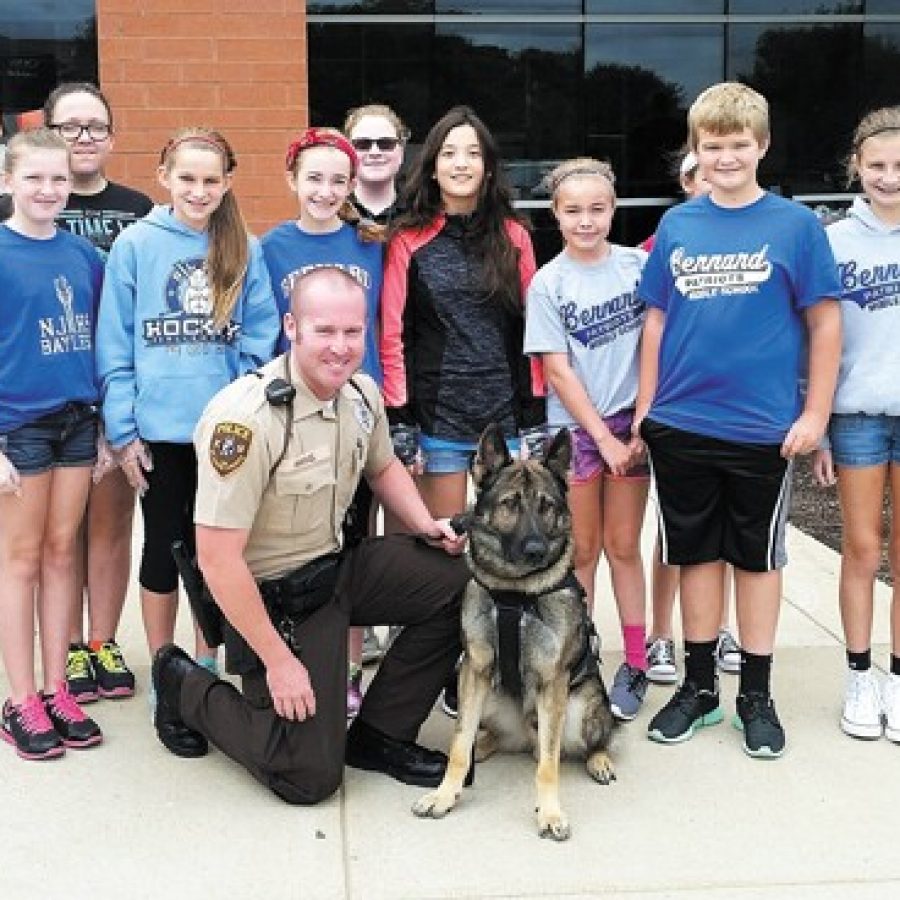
[524,245,647,427]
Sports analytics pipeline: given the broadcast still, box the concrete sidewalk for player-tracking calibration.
[1,516,898,900]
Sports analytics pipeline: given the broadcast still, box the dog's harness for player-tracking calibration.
[479,571,601,698]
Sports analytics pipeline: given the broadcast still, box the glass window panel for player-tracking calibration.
[587,1,723,12]
[728,21,865,195]
[585,24,723,199]
[437,1,580,12]
[308,23,434,142]
[1,0,96,129]
[729,2,862,13]
[862,23,900,114]
[308,1,432,13]
[432,24,582,197]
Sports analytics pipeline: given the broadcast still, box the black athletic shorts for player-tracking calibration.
[641,419,792,573]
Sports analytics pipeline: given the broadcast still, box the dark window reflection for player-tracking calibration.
[728,21,877,195]
[436,1,579,11]
[308,1,432,12]
[587,1,723,12]
[585,24,722,198]
[729,1,862,13]
[308,23,434,139]
[433,24,581,191]
[1,0,96,131]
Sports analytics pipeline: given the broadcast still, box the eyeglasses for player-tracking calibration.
[51,121,112,142]
[350,137,400,152]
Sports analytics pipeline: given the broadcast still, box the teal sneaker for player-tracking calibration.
[648,680,723,743]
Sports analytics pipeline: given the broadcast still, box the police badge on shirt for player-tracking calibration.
[210,422,252,476]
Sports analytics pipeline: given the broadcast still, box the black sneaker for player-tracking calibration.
[44,685,103,749]
[647,680,723,744]
[733,691,785,759]
[66,643,99,704]
[91,640,136,699]
[1,696,64,760]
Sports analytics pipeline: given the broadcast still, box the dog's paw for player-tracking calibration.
[411,789,458,819]
[586,750,616,785]
[537,809,571,842]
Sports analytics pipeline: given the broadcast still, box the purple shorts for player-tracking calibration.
[570,410,650,484]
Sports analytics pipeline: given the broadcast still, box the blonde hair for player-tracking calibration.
[544,157,616,205]
[688,82,769,149]
[343,103,410,144]
[160,127,248,328]
[848,105,900,186]
[3,127,69,175]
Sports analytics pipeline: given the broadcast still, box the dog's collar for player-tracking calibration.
[472,569,582,605]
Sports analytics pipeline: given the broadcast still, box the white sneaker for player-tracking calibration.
[840,668,883,739]
[361,626,383,665]
[883,673,900,743]
[715,629,741,674]
[646,637,678,684]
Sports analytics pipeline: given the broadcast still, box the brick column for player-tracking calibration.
[96,0,306,234]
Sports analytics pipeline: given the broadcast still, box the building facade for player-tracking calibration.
[2,1,899,247]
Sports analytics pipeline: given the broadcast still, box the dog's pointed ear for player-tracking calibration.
[543,427,571,487]
[472,423,511,489]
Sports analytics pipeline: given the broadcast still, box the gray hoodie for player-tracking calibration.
[826,197,900,416]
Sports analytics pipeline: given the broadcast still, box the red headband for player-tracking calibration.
[285,127,358,174]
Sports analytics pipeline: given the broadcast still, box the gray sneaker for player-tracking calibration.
[609,662,649,721]
[715,629,741,674]
[361,627,383,665]
[646,637,678,684]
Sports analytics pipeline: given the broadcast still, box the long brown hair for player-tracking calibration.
[393,105,525,313]
[160,127,248,327]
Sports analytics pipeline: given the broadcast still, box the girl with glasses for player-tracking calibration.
[42,82,154,705]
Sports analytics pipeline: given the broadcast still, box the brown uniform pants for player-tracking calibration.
[179,535,469,805]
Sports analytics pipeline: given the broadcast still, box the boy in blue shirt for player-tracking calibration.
[635,82,841,758]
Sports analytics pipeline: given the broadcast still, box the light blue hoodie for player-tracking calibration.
[827,196,900,416]
[97,205,279,446]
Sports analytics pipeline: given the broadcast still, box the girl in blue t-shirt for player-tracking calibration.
[523,157,650,722]
[0,128,104,760]
[261,127,385,719]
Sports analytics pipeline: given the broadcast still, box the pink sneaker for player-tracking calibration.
[1,695,64,760]
[347,669,363,721]
[44,684,103,749]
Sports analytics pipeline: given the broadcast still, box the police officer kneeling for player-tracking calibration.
[151,266,469,805]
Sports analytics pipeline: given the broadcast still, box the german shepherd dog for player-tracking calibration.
[412,424,615,840]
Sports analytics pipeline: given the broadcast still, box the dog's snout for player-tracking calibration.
[521,535,548,563]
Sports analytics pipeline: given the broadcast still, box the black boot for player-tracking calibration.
[151,644,209,758]
[345,718,447,787]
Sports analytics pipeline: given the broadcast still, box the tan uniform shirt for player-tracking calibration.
[194,353,394,581]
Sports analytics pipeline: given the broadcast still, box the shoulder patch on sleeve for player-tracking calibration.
[209,422,253,476]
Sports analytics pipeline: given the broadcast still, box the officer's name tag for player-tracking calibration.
[210,421,252,476]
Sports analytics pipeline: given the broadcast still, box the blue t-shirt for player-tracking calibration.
[260,221,384,384]
[0,225,103,432]
[638,192,840,443]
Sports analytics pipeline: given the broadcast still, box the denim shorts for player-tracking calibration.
[829,413,900,467]
[571,410,650,484]
[420,433,520,475]
[0,403,98,476]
